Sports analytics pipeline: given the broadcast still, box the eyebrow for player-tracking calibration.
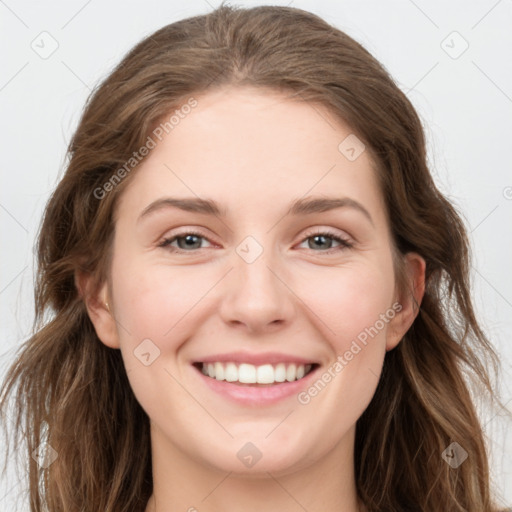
[138,195,374,225]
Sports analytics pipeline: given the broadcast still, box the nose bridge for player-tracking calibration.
[219,234,294,330]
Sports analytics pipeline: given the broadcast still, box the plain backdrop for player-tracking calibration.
[1,0,511,509]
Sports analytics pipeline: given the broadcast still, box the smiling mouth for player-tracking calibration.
[192,362,319,387]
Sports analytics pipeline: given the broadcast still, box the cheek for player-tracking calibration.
[109,258,212,411]
[290,266,395,430]
[110,255,218,350]
[298,261,396,350]
[112,253,396,351]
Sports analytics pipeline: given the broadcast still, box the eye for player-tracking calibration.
[158,230,213,252]
[158,228,353,255]
[297,229,354,254]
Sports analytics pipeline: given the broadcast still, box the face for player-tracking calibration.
[87,86,424,476]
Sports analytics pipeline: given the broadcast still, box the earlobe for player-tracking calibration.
[386,252,426,352]
[75,271,120,349]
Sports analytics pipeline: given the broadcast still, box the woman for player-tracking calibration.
[1,3,510,511]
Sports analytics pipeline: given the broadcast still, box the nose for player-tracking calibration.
[218,241,296,334]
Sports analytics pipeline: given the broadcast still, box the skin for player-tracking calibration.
[83,86,425,512]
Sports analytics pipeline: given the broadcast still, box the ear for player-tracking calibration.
[386,252,426,352]
[75,270,120,349]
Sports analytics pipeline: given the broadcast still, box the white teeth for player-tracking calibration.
[214,362,224,380]
[256,364,274,384]
[274,363,286,382]
[199,362,313,384]
[238,363,257,383]
[225,362,238,382]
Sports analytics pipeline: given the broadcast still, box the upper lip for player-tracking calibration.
[194,351,319,366]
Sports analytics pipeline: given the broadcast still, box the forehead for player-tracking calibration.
[115,86,386,227]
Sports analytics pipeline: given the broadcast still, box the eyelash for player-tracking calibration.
[157,228,354,255]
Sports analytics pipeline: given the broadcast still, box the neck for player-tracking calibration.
[145,424,363,512]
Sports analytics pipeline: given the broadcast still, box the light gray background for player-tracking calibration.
[1,0,511,509]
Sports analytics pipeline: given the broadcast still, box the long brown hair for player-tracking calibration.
[1,3,510,511]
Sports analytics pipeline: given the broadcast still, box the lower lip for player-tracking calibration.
[193,365,319,406]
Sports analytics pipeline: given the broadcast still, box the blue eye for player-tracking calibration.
[158,229,353,254]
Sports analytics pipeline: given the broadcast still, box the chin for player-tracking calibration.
[194,439,314,477]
